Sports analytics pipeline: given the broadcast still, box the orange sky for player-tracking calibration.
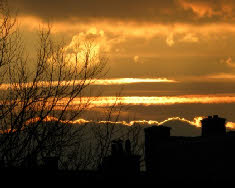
[6,0,235,122]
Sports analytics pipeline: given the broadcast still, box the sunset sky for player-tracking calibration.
[8,0,235,125]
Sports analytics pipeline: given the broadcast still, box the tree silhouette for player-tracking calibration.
[0,0,107,169]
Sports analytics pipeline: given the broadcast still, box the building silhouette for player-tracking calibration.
[2,114,235,183]
[145,115,235,179]
[101,139,141,175]
[201,115,226,137]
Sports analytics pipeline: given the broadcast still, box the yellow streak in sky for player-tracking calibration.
[7,95,235,112]
[65,95,235,108]
[93,78,177,85]
[0,78,176,90]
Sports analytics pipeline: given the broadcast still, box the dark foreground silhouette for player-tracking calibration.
[1,115,235,185]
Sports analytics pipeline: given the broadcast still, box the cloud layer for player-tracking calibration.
[9,0,235,24]
[27,115,235,136]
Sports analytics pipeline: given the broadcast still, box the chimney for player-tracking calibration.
[201,115,226,137]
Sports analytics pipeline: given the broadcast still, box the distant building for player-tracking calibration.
[201,115,226,137]
[101,139,141,175]
[144,115,235,179]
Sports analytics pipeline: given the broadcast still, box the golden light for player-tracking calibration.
[0,77,177,90]
[65,95,235,108]
[24,115,235,130]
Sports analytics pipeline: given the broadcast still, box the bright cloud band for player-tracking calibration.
[66,95,235,107]
[9,95,235,112]
[26,116,235,130]
[92,78,177,85]
[0,78,176,90]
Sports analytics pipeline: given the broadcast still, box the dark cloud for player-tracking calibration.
[9,0,235,23]
[161,120,201,136]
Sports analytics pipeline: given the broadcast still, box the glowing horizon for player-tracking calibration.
[3,115,235,134]
[25,116,235,129]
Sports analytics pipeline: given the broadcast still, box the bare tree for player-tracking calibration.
[0,0,146,173]
[91,95,124,168]
[0,0,107,169]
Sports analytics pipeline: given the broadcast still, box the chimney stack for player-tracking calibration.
[201,115,226,137]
